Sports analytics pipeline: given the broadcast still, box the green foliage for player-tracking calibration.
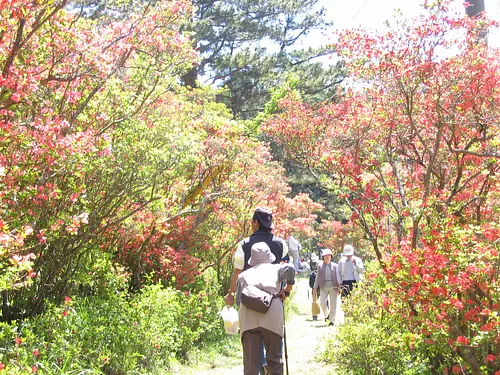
[0,252,35,291]
[326,318,431,375]
[245,76,301,136]
[164,334,242,375]
[0,278,227,374]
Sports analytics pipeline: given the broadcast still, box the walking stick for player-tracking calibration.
[283,302,289,375]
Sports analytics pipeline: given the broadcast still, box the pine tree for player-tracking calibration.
[183,0,346,118]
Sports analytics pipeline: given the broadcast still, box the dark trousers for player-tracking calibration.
[242,327,283,375]
[341,280,357,298]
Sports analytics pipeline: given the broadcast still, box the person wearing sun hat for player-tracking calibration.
[312,248,341,326]
[225,207,289,375]
[236,241,295,375]
[225,207,288,307]
[337,244,365,298]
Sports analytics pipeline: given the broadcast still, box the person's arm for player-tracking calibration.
[278,264,295,301]
[334,265,341,294]
[224,242,245,305]
[336,261,343,285]
[354,257,365,274]
[313,269,319,290]
[224,269,242,305]
[312,271,319,297]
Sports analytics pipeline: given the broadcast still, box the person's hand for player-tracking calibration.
[312,288,317,298]
[224,292,234,306]
[280,290,290,301]
[337,288,341,295]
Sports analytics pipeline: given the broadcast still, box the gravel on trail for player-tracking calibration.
[278,273,340,375]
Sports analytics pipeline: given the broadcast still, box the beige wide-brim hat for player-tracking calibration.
[248,242,276,266]
[321,248,333,258]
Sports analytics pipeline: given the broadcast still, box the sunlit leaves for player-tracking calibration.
[263,1,499,371]
[0,0,197,311]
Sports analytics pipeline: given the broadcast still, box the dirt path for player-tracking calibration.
[171,274,339,375]
[280,273,339,375]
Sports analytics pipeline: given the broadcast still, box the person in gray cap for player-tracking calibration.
[337,244,365,298]
[312,248,340,326]
[236,242,295,375]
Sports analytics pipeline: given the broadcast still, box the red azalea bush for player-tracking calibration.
[0,0,321,316]
[263,1,499,373]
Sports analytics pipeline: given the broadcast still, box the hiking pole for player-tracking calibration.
[283,302,289,375]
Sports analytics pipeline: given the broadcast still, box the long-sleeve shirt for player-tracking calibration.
[337,256,365,283]
[288,236,301,251]
[313,261,340,289]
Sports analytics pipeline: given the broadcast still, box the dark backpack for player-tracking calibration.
[241,285,278,313]
[309,270,317,289]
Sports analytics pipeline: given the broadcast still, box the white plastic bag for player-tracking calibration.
[219,306,239,334]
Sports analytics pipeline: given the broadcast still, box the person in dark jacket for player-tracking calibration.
[225,207,288,375]
[225,207,288,305]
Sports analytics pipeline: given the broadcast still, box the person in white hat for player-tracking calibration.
[224,207,289,374]
[236,242,295,375]
[312,248,340,326]
[337,244,365,298]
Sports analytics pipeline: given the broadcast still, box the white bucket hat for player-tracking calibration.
[248,242,276,266]
[321,248,333,258]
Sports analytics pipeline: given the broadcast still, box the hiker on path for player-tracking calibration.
[308,270,321,321]
[224,207,288,307]
[312,248,340,326]
[287,235,302,273]
[236,242,295,375]
[225,207,288,374]
[337,244,364,299]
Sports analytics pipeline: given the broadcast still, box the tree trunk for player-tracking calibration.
[181,67,199,88]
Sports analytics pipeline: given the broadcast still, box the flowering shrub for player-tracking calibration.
[263,1,500,372]
[326,262,437,374]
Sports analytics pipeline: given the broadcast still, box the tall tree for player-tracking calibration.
[182,0,345,118]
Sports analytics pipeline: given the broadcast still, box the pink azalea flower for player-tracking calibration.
[485,354,496,362]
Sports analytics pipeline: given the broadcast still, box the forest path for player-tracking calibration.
[170,273,339,375]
